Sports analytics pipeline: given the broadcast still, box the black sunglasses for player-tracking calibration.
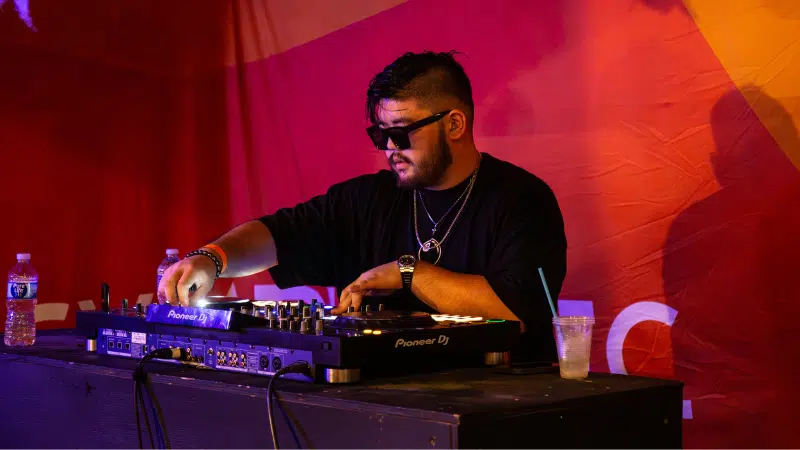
[366,110,451,150]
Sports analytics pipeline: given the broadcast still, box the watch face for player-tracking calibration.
[398,255,416,267]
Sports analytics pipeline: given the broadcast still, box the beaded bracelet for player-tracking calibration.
[201,244,228,274]
[186,249,222,279]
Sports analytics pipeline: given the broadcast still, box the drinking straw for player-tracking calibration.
[538,267,558,318]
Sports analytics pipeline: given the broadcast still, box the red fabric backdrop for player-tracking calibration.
[1,0,799,447]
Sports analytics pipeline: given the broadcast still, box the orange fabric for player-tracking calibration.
[685,0,800,168]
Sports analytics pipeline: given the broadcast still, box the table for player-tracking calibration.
[0,331,682,448]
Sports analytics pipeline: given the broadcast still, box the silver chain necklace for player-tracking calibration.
[413,159,481,265]
[417,179,471,234]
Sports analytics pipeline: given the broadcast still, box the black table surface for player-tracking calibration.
[0,329,682,425]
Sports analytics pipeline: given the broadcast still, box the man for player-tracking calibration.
[159,51,567,362]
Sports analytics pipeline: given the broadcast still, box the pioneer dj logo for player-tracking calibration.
[167,309,207,322]
[394,335,450,348]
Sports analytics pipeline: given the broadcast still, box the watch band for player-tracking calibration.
[401,270,413,289]
[397,255,416,290]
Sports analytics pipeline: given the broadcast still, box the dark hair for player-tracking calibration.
[365,50,474,125]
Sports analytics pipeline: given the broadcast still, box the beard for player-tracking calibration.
[389,128,453,190]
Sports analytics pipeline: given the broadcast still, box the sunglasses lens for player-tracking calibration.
[367,126,389,150]
[366,126,411,150]
[387,130,411,150]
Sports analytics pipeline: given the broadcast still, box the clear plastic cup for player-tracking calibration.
[552,316,595,379]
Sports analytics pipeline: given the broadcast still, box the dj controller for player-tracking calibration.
[76,297,521,384]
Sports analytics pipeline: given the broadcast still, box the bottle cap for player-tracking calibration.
[16,253,31,261]
[166,249,179,256]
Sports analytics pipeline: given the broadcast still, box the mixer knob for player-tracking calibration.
[121,298,129,310]
[279,319,289,330]
[135,303,143,315]
[364,304,371,313]
[315,318,324,333]
[347,306,354,313]
[290,306,298,317]
[316,308,325,320]
[289,320,299,331]
[300,319,310,333]
[378,304,385,311]
[298,300,305,312]
[278,308,287,320]
[302,306,311,318]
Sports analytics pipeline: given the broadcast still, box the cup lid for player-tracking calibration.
[16,253,31,260]
[553,315,595,323]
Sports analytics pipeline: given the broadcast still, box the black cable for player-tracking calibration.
[135,366,155,449]
[267,362,311,450]
[134,348,186,449]
[144,372,171,448]
[134,380,144,449]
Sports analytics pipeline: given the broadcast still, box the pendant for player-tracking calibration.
[418,238,442,265]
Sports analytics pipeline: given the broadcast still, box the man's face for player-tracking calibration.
[374,99,452,189]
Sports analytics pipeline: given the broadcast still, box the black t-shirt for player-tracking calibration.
[259,152,567,362]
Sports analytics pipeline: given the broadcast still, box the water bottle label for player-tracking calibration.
[7,282,38,299]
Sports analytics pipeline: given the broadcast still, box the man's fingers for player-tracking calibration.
[338,284,351,305]
[176,273,197,306]
[191,283,213,304]
[332,293,352,315]
[350,291,364,312]
[162,267,182,305]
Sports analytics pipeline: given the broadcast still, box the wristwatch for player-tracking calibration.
[397,255,417,290]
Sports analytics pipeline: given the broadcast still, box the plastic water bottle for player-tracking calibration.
[156,249,180,301]
[5,253,38,347]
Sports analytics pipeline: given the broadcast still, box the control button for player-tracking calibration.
[372,330,382,335]
[321,342,332,351]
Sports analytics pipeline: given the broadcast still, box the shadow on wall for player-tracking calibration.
[663,85,800,448]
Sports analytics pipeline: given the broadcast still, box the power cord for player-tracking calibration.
[134,348,186,449]
[267,361,312,450]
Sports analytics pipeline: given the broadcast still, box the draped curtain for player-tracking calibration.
[1,1,798,447]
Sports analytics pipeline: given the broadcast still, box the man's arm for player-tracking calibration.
[159,220,278,305]
[411,261,521,321]
[335,177,566,351]
[205,220,278,278]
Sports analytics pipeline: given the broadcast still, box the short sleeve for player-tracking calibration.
[258,178,362,289]
[484,180,567,362]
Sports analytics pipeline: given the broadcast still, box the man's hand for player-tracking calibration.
[332,261,402,314]
[157,256,217,306]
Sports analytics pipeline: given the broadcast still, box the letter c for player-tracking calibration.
[606,301,677,375]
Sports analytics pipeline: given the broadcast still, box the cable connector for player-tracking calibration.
[274,361,311,377]
[151,347,187,360]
